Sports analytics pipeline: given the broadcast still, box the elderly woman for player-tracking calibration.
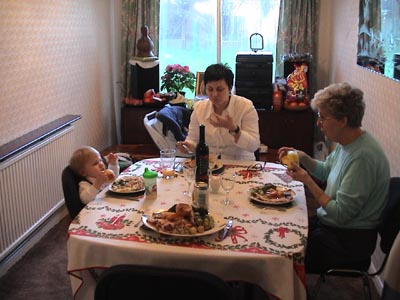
[176,63,260,160]
[278,82,390,273]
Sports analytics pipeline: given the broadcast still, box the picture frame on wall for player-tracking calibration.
[195,72,206,96]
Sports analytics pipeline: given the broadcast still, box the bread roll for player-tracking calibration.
[104,169,116,182]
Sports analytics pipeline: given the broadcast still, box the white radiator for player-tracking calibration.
[0,126,74,263]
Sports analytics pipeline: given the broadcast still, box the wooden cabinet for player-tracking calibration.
[121,106,157,144]
[257,109,315,156]
[121,106,316,156]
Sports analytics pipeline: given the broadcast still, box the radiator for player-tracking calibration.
[0,126,74,262]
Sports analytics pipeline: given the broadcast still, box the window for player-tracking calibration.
[159,0,280,98]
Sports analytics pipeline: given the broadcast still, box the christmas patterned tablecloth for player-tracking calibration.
[67,159,308,300]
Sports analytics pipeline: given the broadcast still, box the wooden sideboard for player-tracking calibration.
[257,108,315,156]
[122,106,157,145]
[121,105,315,156]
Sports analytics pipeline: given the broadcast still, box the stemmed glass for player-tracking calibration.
[220,170,236,205]
[182,164,196,197]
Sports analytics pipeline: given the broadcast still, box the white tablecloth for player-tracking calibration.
[67,159,308,300]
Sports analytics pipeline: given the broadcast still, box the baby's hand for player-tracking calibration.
[106,152,118,165]
[93,171,112,189]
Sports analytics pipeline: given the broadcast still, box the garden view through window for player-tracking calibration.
[159,0,280,98]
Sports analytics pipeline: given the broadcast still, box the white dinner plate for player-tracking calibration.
[248,184,296,205]
[142,212,225,237]
[109,175,145,194]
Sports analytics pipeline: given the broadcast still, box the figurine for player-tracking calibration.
[136,25,155,57]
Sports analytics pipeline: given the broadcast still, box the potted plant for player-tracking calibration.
[160,64,196,94]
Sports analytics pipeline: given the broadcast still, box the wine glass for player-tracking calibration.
[220,170,236,205]
[182,164,196,197]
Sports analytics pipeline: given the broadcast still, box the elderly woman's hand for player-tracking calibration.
[286,163,311,183]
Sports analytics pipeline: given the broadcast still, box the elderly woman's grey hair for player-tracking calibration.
[311,82,365,127]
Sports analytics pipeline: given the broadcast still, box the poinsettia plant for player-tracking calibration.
[160,64,196,93]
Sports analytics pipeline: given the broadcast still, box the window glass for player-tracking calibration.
[159,0,280,98]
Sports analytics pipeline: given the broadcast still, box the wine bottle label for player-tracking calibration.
[196,155,209,182]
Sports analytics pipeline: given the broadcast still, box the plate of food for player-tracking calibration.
[109,175,145,194]
[248,183,296,205]
[142,203,225,237]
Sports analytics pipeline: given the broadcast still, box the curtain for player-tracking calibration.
[121,0,160,99]
[276,0,318,96]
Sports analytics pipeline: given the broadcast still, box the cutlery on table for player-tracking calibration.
[217,219,233,241]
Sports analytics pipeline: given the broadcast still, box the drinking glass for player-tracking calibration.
[208,151,219,176]
[160,149,176,179]
[209,174,221,194]
[182,164,196,197]
[220,170,236,205]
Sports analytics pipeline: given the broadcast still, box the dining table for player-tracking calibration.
[67,158,309,300]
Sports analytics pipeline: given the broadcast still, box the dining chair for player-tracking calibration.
[311,177,400,300]
[381,231,400,300]
[94,264,236,300]
[61,166,85,219]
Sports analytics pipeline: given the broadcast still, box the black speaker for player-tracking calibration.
[235,52,273,109]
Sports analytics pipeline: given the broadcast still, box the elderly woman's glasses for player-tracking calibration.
[317,112,333,123]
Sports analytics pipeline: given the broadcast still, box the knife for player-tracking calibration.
[218,219,233,241]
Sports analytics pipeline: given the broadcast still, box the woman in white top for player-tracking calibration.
[177,63,260,160]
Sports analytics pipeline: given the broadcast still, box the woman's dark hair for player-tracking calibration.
[203,63,234,90]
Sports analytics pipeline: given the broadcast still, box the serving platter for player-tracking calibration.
[142,211,225,238]
[248,184,296,205]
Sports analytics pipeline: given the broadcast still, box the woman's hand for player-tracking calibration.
[209,113,236,131]
[286,163,313,185]
[278,147,295,162]
[278,147,306,163]
[176,141,195,154]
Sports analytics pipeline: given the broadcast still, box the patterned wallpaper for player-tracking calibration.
[0,0,115,162]
[318,0,400,177]
[1,0,398,178]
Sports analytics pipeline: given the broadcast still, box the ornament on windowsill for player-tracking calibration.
[137,25,155,57]
[284,62,310,110]
[131,25,159,62]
